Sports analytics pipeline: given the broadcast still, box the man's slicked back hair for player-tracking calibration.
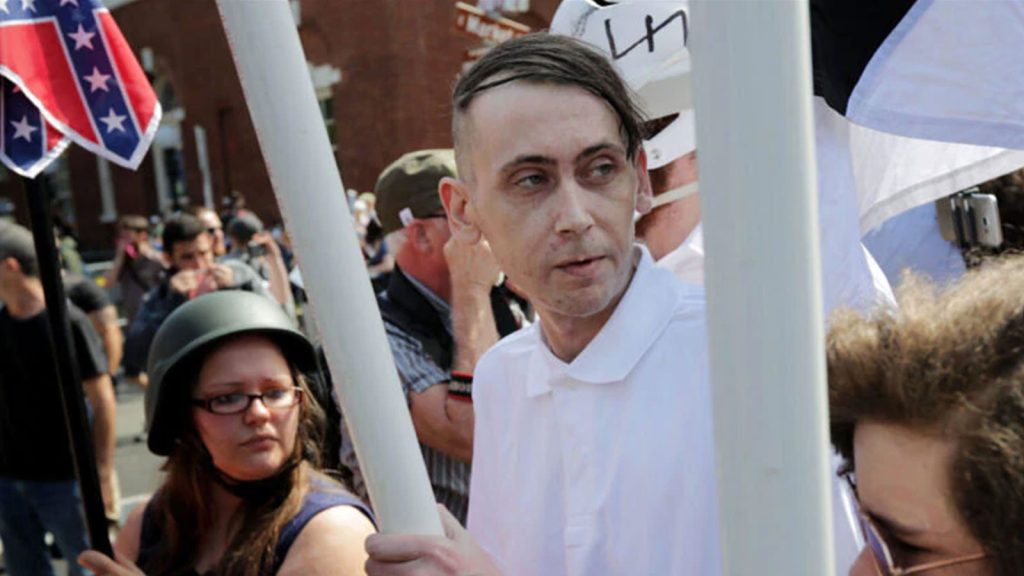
[452,33,647,163]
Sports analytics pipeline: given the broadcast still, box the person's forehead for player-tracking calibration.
[173,233,211,255]
[463,82,625,166]
[854,421,959,530]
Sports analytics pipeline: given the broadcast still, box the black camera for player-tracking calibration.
[247,241,269,259]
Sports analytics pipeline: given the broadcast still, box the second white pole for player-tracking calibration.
[690,1,835,573]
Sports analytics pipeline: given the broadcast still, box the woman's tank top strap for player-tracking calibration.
[271,481,376,572]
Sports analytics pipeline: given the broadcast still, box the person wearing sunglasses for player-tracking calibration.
[106,214,165,325]
[183,205,228,259]
[79,291,375,575]
[828,257,1024,575]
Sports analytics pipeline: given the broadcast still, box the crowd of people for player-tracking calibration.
[2,6,1024,576]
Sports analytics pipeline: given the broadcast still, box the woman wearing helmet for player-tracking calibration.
[79,291,375,575]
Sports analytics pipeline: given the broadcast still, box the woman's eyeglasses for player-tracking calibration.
[191,387,303,415]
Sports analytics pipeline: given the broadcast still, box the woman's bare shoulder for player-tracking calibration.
[276,504,376,576]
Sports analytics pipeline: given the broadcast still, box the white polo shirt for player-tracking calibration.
[467,247,721,576]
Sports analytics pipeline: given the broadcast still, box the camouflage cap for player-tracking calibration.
[374,149,456,235]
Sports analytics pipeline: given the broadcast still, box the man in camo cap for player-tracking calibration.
[340,150,519,523]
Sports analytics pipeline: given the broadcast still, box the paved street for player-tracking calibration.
[110,383,164,509]
[0,381,163,574]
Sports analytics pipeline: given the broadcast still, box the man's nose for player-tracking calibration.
[553,181,596,236]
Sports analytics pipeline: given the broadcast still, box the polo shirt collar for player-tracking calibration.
[525,245,681,398]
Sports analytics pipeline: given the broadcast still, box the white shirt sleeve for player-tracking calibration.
[465,354,509,573]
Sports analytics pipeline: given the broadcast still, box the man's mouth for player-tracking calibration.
[555,255,605,276]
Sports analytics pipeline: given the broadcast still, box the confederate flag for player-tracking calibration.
[0,0,160,177]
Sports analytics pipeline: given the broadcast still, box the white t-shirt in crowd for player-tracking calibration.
[467,247,721,576]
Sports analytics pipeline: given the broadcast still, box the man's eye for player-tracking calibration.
[590,163,616,178]
[514,173,547,189]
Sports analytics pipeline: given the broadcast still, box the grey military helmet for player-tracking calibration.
[145,291,317,456]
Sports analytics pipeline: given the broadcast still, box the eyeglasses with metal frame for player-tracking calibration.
[844,474,988,575]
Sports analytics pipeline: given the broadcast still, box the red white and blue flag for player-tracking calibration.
[0,0,160,178]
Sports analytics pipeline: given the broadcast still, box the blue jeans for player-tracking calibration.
[0,477,89,576]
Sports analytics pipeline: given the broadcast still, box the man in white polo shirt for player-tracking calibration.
[365,33,720,576]
[549,1,874,572]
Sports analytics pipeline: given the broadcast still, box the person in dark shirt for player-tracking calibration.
[105,215,164,325]
[65,274,124,524]
[0,221,116,576]
[66,275,124,380]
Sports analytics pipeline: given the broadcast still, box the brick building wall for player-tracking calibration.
[0,0,559,254]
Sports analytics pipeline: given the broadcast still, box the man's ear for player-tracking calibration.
[439,176,481,243]
[634,148,654,215]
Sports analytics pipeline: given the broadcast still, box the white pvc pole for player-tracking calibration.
[216,0,442,535]
[689,1,834,574]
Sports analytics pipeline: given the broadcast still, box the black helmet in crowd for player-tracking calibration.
[145,291,317,456]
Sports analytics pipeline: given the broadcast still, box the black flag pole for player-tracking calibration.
[22,175,113,557]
